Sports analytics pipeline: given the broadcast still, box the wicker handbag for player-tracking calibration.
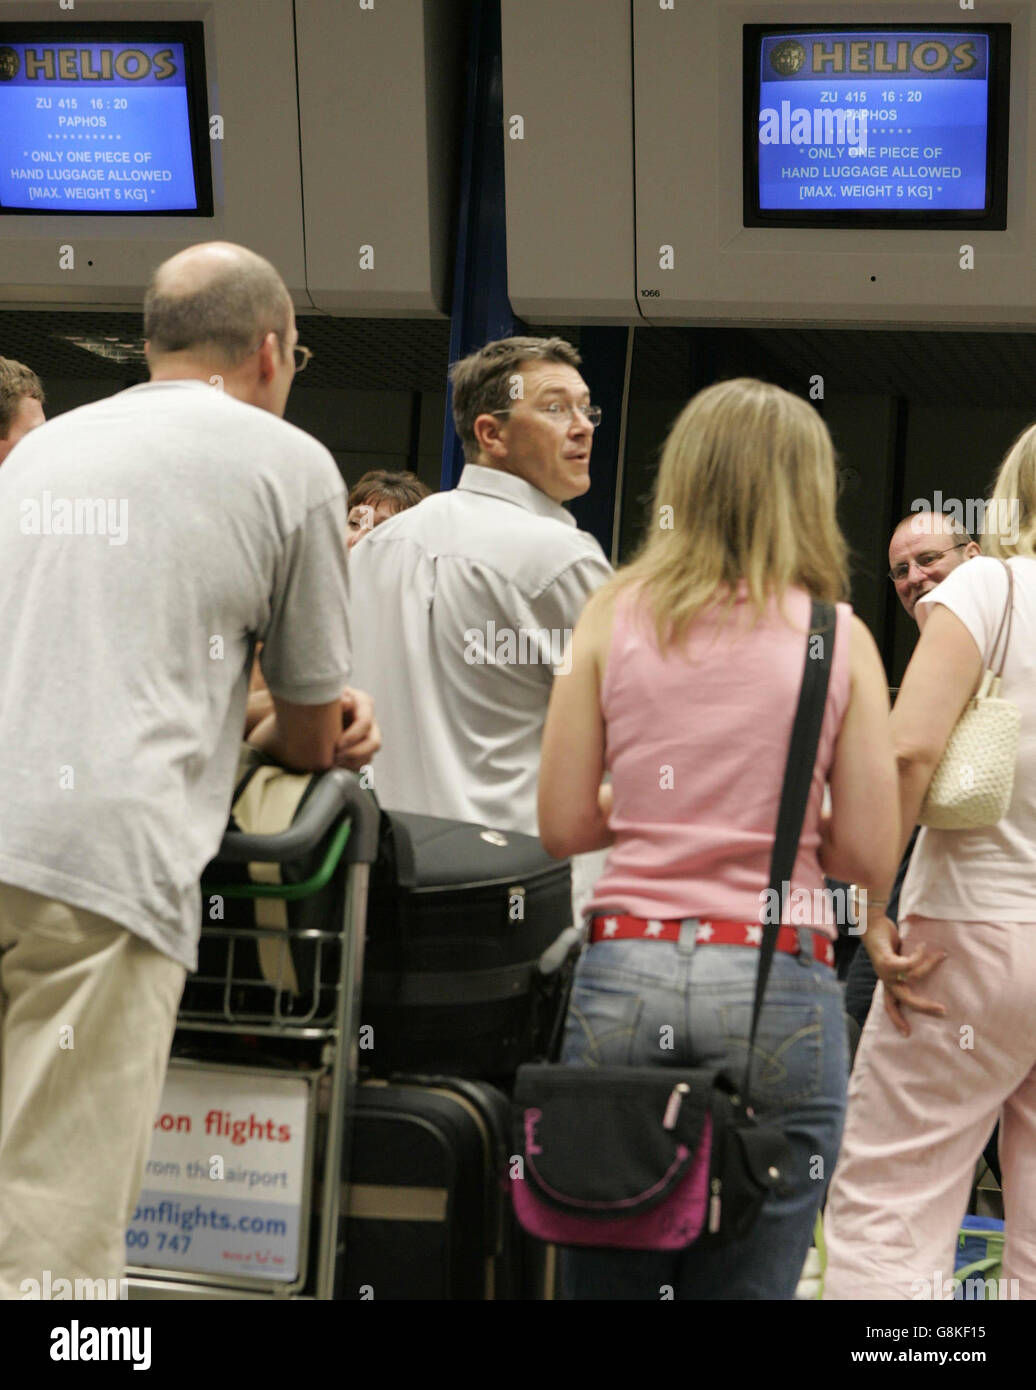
[919,560,1019,830]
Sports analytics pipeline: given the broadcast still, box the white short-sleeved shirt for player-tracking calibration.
[0,381,351,970]
[900,555,1036,922]
[347,463,612,836]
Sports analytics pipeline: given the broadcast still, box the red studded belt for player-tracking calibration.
[588,914,835,968]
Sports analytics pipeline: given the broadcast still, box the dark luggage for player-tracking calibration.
[360,811,580,1079]
[164,766,379,1301]
[338,1075,546,1299]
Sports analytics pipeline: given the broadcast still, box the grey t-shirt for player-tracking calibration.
[0,380,351,971]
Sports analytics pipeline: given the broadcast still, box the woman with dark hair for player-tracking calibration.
[538,377,899,1299]
[346,469,431,549]
[244,471,429,734]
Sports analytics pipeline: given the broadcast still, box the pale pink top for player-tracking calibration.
[585,583,852,938]
[902,555,1036,921]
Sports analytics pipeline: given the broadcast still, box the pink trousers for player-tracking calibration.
[824,916,1036,1300]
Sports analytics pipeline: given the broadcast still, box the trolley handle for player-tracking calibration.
[211,768,381,867]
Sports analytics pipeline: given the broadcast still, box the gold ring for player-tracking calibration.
[896,972,906,984]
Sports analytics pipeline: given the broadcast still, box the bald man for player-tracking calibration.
[0,242,377,1295]
[0,356,45,467]
[888,509,981,621]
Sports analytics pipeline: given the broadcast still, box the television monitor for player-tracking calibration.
[744,25,1011,229]
[0,22,212,216]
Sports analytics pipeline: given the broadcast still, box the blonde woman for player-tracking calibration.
[824,425,1036,1299]
[538,378,898,1300]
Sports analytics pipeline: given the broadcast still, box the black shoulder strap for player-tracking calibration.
[742,600,836,1103]
[230,749,267,808]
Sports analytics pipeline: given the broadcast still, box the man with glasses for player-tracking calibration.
[887,509,980,621]
[0,241,378,1296]
[346,335,612,851]
[843,509,980,1040]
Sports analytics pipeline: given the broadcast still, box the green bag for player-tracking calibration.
[954,1218,1007,1300]
[804,1213,1010,1301]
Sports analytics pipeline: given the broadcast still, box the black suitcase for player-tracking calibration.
[338,1075,547,1300]
[361,812,579,1080]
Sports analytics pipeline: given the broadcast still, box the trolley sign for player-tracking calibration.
[126,1061,314,1288]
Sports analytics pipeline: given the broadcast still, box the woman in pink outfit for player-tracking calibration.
[824,424,1036,1299]
[539,378,898,1299]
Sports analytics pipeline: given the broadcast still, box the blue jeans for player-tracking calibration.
[557,930,849,1300]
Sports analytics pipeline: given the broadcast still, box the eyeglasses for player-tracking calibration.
[490,401,602,428]
[248,337,313,373]
[888,542,968,583]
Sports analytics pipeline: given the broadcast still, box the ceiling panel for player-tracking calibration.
[0,312,453,391]
[0,311,1032,407]
[629,325,1036,407]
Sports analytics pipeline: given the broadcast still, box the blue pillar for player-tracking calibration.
[439,0,624,563]
[441,0,515,491]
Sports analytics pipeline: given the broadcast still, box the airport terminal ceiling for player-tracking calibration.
[1,312,1035,407]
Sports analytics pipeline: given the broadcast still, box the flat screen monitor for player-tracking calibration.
[743,25,1011,229]
[0,22,212,216]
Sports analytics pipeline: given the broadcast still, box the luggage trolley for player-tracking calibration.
[126,769,380,1301]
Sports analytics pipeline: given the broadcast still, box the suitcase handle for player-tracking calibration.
[205,819,352,901]
[210,769,381,867]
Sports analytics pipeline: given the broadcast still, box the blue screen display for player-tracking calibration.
[0,40,202,212]
[756,31,992,213]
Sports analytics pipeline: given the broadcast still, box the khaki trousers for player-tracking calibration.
[0,884,185,1299]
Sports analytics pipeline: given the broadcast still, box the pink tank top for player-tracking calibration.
[587,583,852,939]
